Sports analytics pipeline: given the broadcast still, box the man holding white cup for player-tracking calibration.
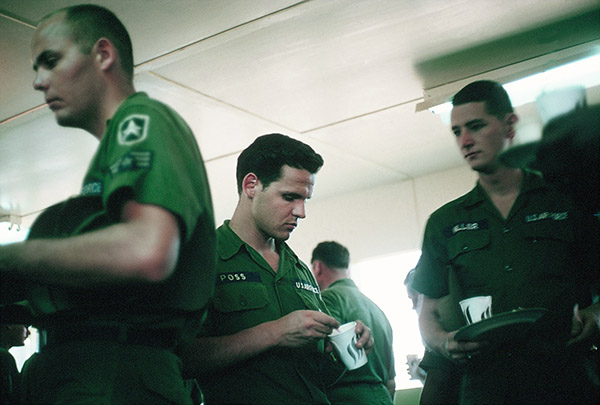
[181,135,373,404]
[412,81,600,403]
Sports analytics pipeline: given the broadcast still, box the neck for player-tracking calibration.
[321,270,349,290]
[478,166,523,197]
[229,208,277,255]
[90,81,135,139]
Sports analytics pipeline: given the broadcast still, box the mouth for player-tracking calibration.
[45,97,60,110]
[284,223,297,231]
[464,151,479,159]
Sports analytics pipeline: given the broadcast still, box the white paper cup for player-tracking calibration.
[459,296,492,325]
[328,321,368,370]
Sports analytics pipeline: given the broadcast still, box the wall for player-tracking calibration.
[291,164,477,265]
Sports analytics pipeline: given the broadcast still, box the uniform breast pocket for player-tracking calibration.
[448,230,492,289]
[212,282,269,313]
[522,220,575,278]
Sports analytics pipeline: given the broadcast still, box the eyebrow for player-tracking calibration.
[452,118,486,131]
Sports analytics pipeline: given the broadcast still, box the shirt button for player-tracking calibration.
[503,227,510,233]
[504,265,513,272]
[462,246,468,251]
[239,296,248,306]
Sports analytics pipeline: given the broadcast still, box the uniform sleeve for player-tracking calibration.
[412,214,450,298]
[102,101,209,241]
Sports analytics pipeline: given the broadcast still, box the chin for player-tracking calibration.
[275,232,292,241]
[55,113,75,128]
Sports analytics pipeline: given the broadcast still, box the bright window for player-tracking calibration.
[352,249,424,390]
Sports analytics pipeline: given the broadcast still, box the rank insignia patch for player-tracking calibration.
[109,151,153,176]
[118,114,149,145]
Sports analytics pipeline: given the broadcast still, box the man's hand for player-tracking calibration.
[419,295,483,364]
[353,320,374,354]
[568,302,600,347]
[440,331,482,364]
[274,310,340,348]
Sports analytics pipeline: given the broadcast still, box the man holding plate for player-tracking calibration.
[412,81,600,403]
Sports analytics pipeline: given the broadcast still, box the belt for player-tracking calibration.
[42,325,179,350]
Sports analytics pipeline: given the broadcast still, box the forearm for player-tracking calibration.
[183,320,281,375]
[0,203,180,287]
[386,378,396,399]
[419,296,452,355]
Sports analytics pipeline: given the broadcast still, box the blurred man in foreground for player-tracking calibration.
[0,5,215,403]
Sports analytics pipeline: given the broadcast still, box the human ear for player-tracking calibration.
[504,113,519,141]
[242,173,259,198]
[313,261,323,276]
[94,38,117,72]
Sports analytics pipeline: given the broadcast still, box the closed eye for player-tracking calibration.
[282,193,299,202]
[33,51,59,71]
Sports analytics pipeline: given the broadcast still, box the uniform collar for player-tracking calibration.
[461,169,546,209]
[216,220,301,267]
[105,92,149,128]
[216,220,246,260]
[328,278,357,289]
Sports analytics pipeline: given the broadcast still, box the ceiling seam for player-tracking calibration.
[0,11,36,28]
[299,97,424,134]
[135,1,312,71]
[145,71,299,133]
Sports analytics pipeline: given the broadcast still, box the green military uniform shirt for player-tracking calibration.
[321,278,395,405]
[198,221,334,404]
[22,92,216,404]
[413,170,586,321]
[412,170,598,403]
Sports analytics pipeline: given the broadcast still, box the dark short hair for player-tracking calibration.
[236,133,324,193]
[42,4,134,81]
[311,241,350,269]
[452,80,513,119]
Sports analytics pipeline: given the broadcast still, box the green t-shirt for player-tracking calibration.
[26,92,216,333]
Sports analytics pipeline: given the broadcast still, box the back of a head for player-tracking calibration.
[311,241,350,269]
[43,4,134,81]
[236,133,324,193]
[452,80,514,119]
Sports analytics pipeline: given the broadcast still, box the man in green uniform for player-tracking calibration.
[412,80,600,403]
[0,5,215,404]
[311,241,395,404]
[181,134,373,404]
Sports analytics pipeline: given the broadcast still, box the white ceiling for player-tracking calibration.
[1,0,600,229]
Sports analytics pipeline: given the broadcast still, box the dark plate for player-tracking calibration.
[455,308,548,342]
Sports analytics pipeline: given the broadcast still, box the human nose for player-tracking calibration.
[292,201,306,219]
[457,129,474,149]
[33,69,49,92]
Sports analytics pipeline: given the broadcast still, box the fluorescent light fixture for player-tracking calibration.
[428,52,600,123]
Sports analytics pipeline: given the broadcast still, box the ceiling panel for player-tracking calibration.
[134,73,294,160]
[307,102,463,178]
[0,17,39,121]
[1,0,599,229]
